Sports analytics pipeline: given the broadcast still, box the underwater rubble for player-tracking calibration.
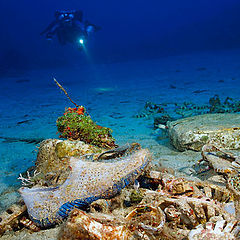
[1,141,240,239]
[134,95,240,129]
[1,82,240,239]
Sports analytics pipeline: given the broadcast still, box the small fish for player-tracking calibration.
[169,84,176,89]
[196,67,207,71]
[16,79,30,83]
[192,90,207,94]
[158,124,168,130]
[17,120,32,125]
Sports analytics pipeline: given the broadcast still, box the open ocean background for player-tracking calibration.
[1,0,240,211]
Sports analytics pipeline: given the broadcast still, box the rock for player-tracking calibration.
[168,113,240,151]
[35,139,105,186]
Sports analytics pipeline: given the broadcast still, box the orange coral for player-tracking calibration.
[65,106,85,115]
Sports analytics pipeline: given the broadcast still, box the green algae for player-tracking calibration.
[56,107,116,149]
[200,135,209,142]
[129,190,144,204]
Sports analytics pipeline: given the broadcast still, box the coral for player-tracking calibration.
[54,78,116,149]
[56,107,116,149]
[17,170,41,187]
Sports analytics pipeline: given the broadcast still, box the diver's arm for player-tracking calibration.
[84,21,101,32]
[74,20,85,31]
[40,20,58,35]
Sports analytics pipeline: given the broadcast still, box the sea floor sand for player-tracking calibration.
[0,48,240,214]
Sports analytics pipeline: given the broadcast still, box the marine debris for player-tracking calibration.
[229,174,240,192]
[194,144,240,221]
[227,175,240,220]
[188,220,239,240]
[4,148,239,238]
[199,144,240,175]
[19,148,151,227]
[0,201,28,236]
[57,169,240,240]
[54,78,116,148]
[31,140,141,188]
[59,205,166,240]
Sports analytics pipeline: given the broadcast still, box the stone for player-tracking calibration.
[35,139,105,186]
[167,113,240,151]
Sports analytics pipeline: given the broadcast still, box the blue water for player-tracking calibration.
[1,0,240,211]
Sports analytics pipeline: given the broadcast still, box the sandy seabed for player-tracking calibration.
[0,48,240,218]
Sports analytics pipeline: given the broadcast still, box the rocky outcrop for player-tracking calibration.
[168,113,240,151]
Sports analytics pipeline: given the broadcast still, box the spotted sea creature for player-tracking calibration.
[19,149,151,227]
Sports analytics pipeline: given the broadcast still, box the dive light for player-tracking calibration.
[79,38,84,45]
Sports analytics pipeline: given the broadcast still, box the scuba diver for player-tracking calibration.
[41,10,100,47]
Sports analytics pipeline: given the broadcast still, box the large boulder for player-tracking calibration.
[167,113,240,151]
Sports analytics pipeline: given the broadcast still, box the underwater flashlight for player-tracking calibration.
[79,38,84,45]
